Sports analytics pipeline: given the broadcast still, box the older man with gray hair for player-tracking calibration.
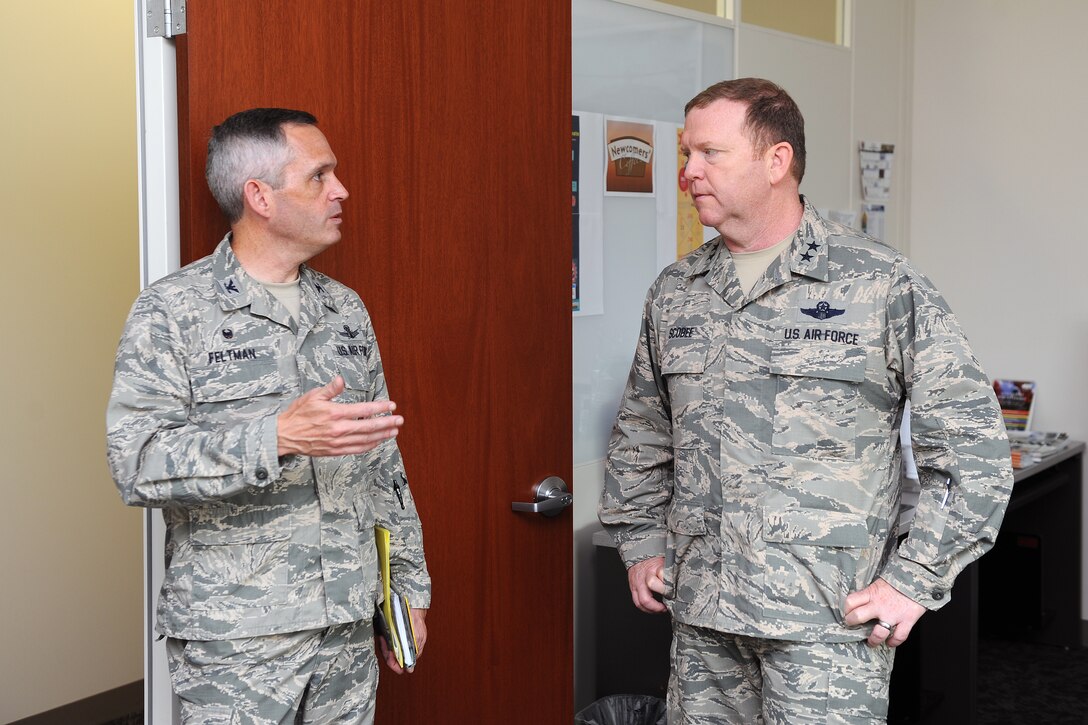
[108,108,430,723]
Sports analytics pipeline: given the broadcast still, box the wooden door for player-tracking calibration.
[176,2,572,722]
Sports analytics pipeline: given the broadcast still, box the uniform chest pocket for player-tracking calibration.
[337,365,372,403]
[660,340,709,447]
[189,358,288,427]
[770,343,866,460]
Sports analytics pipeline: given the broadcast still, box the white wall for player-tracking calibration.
[736,25,855,214]
[909,0,1088,617]
[849,0,914,253]
[737,0,914,252]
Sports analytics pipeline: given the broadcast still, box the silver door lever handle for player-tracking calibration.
[512,476,572,517]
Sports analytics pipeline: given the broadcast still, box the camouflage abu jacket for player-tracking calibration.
[107,236,430,640]
[599,198,1013,642]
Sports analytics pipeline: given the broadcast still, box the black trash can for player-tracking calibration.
[574,694,667,725]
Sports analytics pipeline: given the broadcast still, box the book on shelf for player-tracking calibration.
[374,525,419,669]
[993,379,1036,432]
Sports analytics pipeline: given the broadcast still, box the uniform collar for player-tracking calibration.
[211,234,258,312]
[687,196,831,307]
[785,196,831,283]
[211,234,340,326]
[298,265,340,315]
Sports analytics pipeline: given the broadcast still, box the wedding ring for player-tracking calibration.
[876,620,897,633]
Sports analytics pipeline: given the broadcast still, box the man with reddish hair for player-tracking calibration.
[600,78,1012,722]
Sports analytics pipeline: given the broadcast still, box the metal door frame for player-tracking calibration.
[134,0,181,720]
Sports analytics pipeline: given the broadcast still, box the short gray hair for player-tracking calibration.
[205,108,318,223]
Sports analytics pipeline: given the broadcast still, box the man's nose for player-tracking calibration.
[330,174,349,201]
[683,158,701,182]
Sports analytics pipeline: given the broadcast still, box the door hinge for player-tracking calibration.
[146,0,187,38]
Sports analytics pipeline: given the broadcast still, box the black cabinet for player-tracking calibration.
[593,537,671,699]
[890,445,1083,724]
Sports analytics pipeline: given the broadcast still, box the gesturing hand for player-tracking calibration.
[277,376,403,457]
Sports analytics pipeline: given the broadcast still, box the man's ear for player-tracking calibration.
[242,178,274,220]
[766,142,795,185]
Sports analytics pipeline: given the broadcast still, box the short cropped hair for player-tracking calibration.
[205,108,318,223]
[685,78,806,183]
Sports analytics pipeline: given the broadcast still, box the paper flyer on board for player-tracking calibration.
[605,117,655,196]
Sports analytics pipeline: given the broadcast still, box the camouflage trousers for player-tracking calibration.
[166,618,378,725]
[668,621,894,724]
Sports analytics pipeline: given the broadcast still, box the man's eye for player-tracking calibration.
[313,172,324,181]
[704,149,718,158]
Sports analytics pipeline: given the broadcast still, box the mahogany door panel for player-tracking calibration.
[177,2,572,722]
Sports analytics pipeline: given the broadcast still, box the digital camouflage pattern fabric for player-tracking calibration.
[600,198,1013,642]
[107,236,429,640]
[166,619,378,724]
[669,621,894,724]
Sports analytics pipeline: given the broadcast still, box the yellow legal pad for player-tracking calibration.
[374,525,418,668]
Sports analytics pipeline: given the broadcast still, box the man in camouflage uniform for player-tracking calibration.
[599,79,1013,723]
[107,108,430,724]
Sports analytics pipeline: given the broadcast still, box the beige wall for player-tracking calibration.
[0,1,142,720]
[737,0,912,250]
[744,0,841,44]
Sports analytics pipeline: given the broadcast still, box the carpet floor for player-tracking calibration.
[977,636,1088,724]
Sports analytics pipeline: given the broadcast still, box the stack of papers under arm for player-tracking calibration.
[390,588,417,668]
[374,525,419,668]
